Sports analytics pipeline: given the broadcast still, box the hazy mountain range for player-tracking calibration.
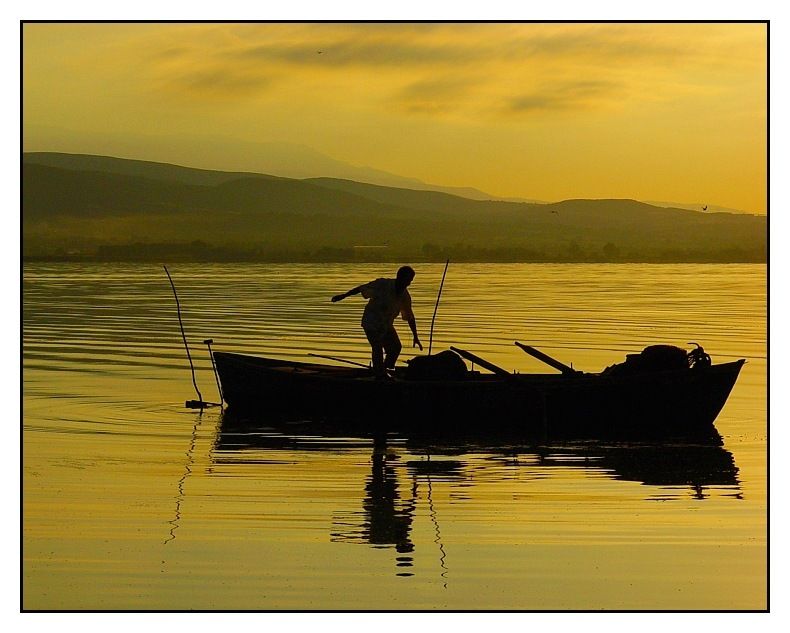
[22,152,766,262]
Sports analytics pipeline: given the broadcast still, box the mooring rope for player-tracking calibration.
[163,265,203,405]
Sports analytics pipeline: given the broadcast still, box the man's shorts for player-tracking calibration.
[363,325,401,350]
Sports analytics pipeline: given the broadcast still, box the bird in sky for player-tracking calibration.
[702,205,708,211]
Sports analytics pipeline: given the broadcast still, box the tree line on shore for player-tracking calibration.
[23,239,767,264]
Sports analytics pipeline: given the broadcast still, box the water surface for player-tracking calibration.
[22,263,767,610]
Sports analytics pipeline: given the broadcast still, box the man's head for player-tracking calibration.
[395,265,416,291]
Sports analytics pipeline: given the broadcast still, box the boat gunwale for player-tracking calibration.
[213,350,746,386]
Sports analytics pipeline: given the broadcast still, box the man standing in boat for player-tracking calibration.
[331,266,423,377]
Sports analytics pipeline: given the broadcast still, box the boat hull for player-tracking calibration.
[213,352,745,441]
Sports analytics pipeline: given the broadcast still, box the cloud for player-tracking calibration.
[226,23,711,71]
[120,23,763,117]
[148,65,275,100]
[150,46,191,61]
[392,76,483,114]
[499,26,687,64]
[235,38,478,68]
[176,68,274,97]
[505,79,624,114]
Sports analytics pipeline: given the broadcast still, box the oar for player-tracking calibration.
[449,346,511,377]
[514,341,580,375]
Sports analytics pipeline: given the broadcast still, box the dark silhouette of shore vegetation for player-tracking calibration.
[23,240,766,263]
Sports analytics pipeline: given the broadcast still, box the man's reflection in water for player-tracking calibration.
[332,435,417,576]
[366,438,417,573]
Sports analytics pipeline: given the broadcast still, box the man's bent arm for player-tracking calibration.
[407,316,423,350]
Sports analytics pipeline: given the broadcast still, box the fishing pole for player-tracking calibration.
[163,265,218,409]
[428,258,450,356]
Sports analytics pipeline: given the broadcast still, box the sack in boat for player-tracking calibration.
[404,350,468,381]
[603,344,689,376]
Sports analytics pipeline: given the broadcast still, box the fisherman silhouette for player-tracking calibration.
[332,266,422,377]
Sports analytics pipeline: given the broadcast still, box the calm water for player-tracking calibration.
[22,263,767,610]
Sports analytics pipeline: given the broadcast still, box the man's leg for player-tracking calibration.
[365,327,386,376]
[383,326,402,369]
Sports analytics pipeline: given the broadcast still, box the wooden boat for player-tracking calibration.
[212,345,745,442]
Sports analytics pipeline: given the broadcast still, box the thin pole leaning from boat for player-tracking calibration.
[163,265,204,408]
[204,339,224,407]
[428,258,450,356]
[307,352,370,369]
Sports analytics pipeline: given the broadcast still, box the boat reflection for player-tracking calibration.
[215,411,740,492]
[212,412,742,575]
[533,443,741,500]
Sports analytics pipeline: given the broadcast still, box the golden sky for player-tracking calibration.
[23,22,767,212]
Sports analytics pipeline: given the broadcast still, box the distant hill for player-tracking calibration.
[22,153,767,262]
[23,149,506,202]
[23,152,283,187]
[643,200,760,215]
[303,177,508,214]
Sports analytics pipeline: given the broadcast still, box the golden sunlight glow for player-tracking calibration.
[23,22,766,212]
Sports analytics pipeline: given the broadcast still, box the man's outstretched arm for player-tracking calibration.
[331,285,363,302]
